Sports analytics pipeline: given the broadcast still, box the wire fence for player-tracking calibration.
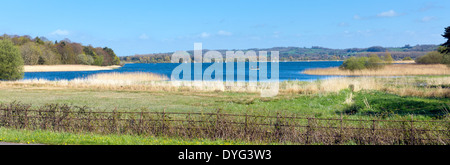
[0,103,449,145]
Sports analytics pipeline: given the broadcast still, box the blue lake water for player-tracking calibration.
[23,61,344,81]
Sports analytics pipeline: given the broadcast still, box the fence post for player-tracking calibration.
[306,117,311,145]
[87,110,91,132]
[410,115,415,145]
[24,106,29,129]
[140,110,144,135]
[244,113,248,137]
[161,109,166,134]
[215,109,221,139]
[338,112,343,144]
[112,109,117,134]
[275,113,279,142]
[371,119,377,145]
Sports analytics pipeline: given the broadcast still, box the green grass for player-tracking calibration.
[345,90,450,118]
[0,127,257,145]
[0,87,448,119]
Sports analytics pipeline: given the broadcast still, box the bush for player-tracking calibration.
[403,57,413,61]
[366,54,384,70]
[415,51,443,64]
[339,57,366,71]
[0,39,24,80]
[340,55,385,71]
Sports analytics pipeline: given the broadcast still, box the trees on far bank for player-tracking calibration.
[0,34,120,66]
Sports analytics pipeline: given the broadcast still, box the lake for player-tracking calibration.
[23,61,344,81]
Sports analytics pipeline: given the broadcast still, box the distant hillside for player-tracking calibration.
[121,44,439,63]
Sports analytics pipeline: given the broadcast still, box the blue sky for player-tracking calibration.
[0,0,448,56]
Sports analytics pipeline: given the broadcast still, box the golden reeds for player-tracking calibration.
[1,72,449,98]
[303,64,450,76]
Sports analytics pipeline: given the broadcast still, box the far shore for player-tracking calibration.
[24,65,122,72]
[303,64,450,76]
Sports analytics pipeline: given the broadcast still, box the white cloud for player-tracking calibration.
[139,33,149,40]
[217,30,232,36]
[50,29,70,36]
[377,10,398,17]
[338,22,349,27]
[420,16,436,22]
[353,15,362,20]
[200,32,211,38]
[272,31,280,38]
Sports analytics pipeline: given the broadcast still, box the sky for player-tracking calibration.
[0,0,449,56]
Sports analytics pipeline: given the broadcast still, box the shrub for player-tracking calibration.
[340,55,385,71]
[403,57,413,61]
[415,51,443,64]
[340,57,366,71]
[0,39,24,80]
[366,54,385,70]
[383,51,394,64]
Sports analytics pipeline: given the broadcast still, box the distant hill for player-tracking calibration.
[120,44,439,63]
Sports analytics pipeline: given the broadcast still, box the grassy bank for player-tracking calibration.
[302,64,450,76]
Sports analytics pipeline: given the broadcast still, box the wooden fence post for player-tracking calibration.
[338,112,343,144]
[215,109,221,139]
[371,119,377,145]
[410,115,415,145]
[161,109,166,134]
[112,109,117,134]
[140,110,144,135]
[244,113,248,137]
[306,117,311,145]
[24,106,29,129]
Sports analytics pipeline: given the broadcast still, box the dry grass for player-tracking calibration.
[281,76,450,98]
[392,60,416,64]
[24,65,122,72]
[84,72,169,82]
[303,64,450,76]
[1,72,449,98]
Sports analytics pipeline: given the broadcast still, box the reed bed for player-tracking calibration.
[24,65,122,72]
[1,102,448,145]
[303,64,450,76]
[1,73,449,98]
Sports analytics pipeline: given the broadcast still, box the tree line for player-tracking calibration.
[120,45,438,64]
[0,34,120,66]
[0,34,120,80]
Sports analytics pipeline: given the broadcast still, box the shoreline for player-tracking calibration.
[24,65,122,72]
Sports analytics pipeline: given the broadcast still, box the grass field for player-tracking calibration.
[1,78,448,119]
